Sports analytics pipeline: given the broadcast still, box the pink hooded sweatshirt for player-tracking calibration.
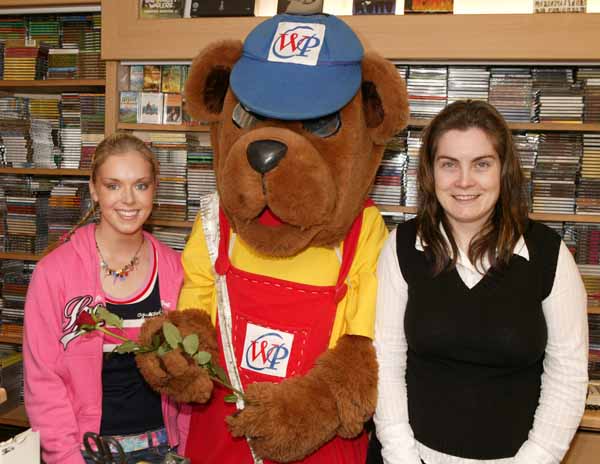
[23,224,191,464]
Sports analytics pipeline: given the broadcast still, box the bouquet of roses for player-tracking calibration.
[75,307,244,403]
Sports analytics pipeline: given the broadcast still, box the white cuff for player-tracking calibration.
[513,439,559,464]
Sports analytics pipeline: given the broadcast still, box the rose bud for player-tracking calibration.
[75,311,96,329]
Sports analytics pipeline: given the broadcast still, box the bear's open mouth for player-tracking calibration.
[257,207,284,227]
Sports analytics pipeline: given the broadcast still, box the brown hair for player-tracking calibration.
[44,132,158,255]
[416,100,528,275]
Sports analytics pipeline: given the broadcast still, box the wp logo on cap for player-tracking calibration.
[231,14,364,121]
[268,22,325,66]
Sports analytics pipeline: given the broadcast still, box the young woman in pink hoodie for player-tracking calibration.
[24,133,190,464]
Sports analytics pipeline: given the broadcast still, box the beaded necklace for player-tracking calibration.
[96,236,145,282]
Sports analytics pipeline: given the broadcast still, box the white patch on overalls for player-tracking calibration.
[241,323,294,378]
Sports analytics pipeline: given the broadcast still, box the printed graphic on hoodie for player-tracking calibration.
[60,295,102,349]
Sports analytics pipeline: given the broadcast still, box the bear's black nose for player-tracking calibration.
[247,140,287,174]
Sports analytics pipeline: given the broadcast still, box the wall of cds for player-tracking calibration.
[0,12,103,80]
[118,63,202,127]
[373,64,600,215]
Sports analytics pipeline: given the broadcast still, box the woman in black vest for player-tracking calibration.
[369,100,588,464]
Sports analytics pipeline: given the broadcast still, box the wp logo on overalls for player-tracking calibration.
[241,323,295,378]
[268,22,326,66]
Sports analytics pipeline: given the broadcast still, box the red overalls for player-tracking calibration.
[185,207,369,463]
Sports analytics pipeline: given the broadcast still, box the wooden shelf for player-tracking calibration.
[563,430,600,464]
[379,206,600,224]
[117,119,600,136]
[0,79,105,93]
[0,405,28,429]
[378,205,417,215]
[147,219,194,228]
[529,213,600,224]
[147,211,600,227]
[0,0,98,6]
[0,252,41,261]
[0,168,90,176]
[118,123,210,132]
[581,409,600,431]
[0,334,22,344]
[408,119,600,133]
[102,2,600,61]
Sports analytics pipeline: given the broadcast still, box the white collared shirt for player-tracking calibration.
[374,226,589,464]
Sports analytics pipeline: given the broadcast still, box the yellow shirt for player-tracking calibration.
[178,205,388,348]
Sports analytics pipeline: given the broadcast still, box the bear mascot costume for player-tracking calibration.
[137,11,409,464]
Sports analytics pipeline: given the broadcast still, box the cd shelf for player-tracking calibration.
[0,403,594,437]
[117,122,210,132]
[581,410,600,431]
[0,405,27,428]
[0,79,105,92]
[0,252,41,261]
[102,2,600,62]
[146,218,193,228]
[379,206,600,225]
[0,0,98,6]
[0,0,106,429]
[0,168,90,176]
[0,334,22,345]
[408,119,600,133]
[1,0,599,440]
[0,382,597,432]
[115,117,600,137]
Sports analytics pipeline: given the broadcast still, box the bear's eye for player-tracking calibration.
[302,112,341,138]
[232,103,266,129]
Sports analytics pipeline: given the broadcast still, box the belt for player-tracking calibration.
[107,427,168,453]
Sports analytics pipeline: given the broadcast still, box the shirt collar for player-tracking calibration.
[415,223,529,272]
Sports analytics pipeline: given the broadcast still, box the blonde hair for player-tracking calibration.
[91,131,158,182]
[44,132,158,255]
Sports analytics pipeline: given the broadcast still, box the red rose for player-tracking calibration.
[76,311,96,329]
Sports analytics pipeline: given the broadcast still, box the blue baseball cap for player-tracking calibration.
[230,14,364,121]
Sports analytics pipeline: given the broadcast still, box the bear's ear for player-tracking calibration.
[361,52,410,145]
[184,40,243,122]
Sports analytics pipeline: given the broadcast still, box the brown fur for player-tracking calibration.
[139,36,408,462]
[227,378,339,462]
[361,52,410,145]
[315,335,378,438]
[136,309,218,403]
[184,40,243,122]
[186,50,408,257]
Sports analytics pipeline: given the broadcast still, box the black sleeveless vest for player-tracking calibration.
[395,219,560,459]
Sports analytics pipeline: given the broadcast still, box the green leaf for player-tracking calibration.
[193,351,212,366]
[136,346,155,353]
[113,340,140,354]
[182,334,199,356]
[97,307,123,329]
[163,322,182,349]
[224,394,238,403]
[151,334,162,350]
[157,344,170,357]
[212,364,229,384]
